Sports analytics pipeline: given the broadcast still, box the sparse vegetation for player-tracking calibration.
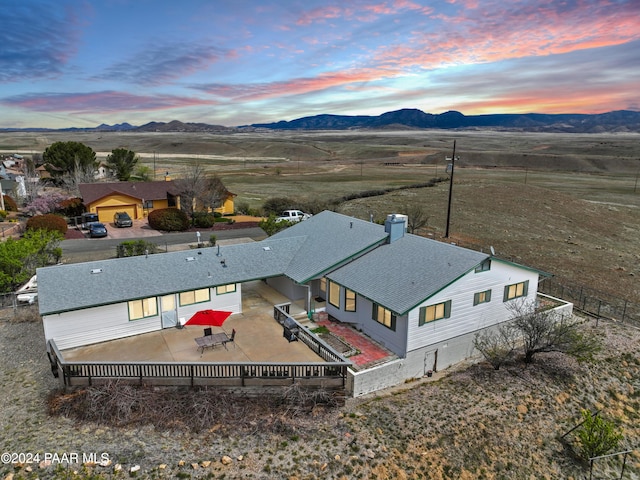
[575,409,624,460]
[1,129,639,478]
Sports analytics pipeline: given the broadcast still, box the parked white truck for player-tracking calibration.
[275,210,312,223]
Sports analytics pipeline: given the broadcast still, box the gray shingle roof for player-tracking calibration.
[38,210,491,317]
[271,211,389,283]
[327,233,489,315]
[38,237,306,315]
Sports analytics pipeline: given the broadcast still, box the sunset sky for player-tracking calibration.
[2,0,639,129]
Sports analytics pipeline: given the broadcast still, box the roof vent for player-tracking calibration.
[263,246,271,251]
[186,256,195,262]
[90,268,103,274]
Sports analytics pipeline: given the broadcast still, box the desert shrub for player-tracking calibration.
[26,214,68,235]
[0,210,7,221]
[148,208,189,232]
[235,201,251,215]
[116,240,159,258]
[192,212,216,228]
[3,195,18,211]
[262,197,299,216]
[259,214,292,236]
[209,235,216,246]
[576,409,623,460]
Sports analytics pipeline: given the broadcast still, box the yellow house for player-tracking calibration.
[78,181,180,222]
[213,190,236,215]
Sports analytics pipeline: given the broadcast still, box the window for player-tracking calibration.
[473,289,492,306]
[179,288,210,306]
[143,200,154,209]
[319,277,327,299]
[328,280,340,308]
[475,259,491,273]
[216,283,236,295]
[503,280,529,301]
[419,300,451,326]
[373,304,396,330]
[345,288,356,312]
[128,297,158,320]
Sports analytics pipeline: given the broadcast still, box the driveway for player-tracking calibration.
[104,219,162,239]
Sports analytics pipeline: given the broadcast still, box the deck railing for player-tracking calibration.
[273,302,349,364]
[48,330,350,393]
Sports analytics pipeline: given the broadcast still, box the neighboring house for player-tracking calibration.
[213,189,236,215]
[78,181,180,223]
[38,211,555,395]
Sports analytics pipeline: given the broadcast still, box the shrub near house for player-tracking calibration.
[26,214,68,235]
[148,208,189,231]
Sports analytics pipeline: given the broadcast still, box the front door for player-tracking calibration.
[161,294,177,328]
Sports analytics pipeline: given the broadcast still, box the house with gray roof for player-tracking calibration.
[38,210,551,395]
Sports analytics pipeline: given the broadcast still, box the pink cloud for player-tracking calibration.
[374,1,640,70]
[3,91,216,114]
[197,68,399,101]
[451,80,640,115]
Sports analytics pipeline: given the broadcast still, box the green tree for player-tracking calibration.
[131,165,153,182]
[576,410,623,460]
[106,148,139,181]
[259,214,292,236]
[0,229,62,293]
[43,141,97,178]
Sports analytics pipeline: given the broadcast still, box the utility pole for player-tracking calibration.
[444,140,456,238]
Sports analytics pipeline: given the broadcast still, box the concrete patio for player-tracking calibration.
[62,280,325,364]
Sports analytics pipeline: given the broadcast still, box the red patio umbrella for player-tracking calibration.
[185,309,232,327]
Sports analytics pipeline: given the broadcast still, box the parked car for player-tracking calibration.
[16,274,37,304]
[80,212,99,230]
[275,210,312,223]
[88,222,108,238]
[114,211,133,227]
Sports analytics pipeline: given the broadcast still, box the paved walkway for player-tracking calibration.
[315,318,397,370]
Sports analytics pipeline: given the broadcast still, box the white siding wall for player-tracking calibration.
[406,261,539,352]
[44,285,243,350]
[44,303,158,350]
[325,290,408,357]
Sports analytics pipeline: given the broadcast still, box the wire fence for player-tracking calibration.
[538,277,639,327]
[427,233,640,328]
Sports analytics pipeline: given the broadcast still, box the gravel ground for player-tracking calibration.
[1,307,639,480]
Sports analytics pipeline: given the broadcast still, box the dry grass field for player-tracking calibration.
[1,130,639,479]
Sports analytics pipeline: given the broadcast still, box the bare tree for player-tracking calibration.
[22,155,40,204]
[201,175,229,212]
[61,157,98,196]
[174,162,207,220]
[507,299,600,364]
[473,324,518,370]
[404,203,430,234]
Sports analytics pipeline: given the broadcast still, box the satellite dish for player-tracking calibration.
[490,246,495,256]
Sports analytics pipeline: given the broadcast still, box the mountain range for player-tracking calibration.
[3,109,640,134]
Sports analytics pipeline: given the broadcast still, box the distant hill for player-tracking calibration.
[250,109,640,133]
[2,110,640,133]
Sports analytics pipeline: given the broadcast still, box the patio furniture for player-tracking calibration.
[194,332,231,354]
[203,327,212,337]
[223,329,236,348]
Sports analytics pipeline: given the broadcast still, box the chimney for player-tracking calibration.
[384,214,407,243]
[164,171,171,181]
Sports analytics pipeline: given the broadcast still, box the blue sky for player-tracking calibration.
[1,0,639,128]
